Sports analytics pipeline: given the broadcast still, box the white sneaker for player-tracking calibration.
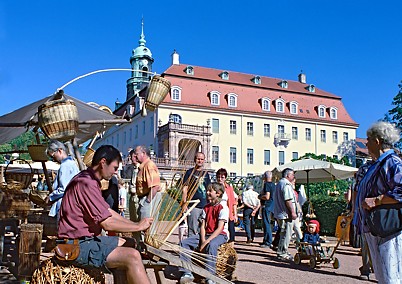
[180,273,195,284]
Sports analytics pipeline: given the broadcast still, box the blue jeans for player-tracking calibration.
[243,207,255,240]
[262,206,273,245]
[179,234,228,274]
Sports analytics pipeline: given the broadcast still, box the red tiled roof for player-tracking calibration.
[356,137,369,156]
[161,64,358,127]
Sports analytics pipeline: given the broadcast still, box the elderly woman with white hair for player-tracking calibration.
[355,121,402,283]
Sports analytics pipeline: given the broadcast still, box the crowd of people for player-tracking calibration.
[39,120,402,284]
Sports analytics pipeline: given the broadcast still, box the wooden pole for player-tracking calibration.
[71,139,85,170]
[18,223,43,282]
[34,131,53,192]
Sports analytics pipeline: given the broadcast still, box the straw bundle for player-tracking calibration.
[31,258,105,284]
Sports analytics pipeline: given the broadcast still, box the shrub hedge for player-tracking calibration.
[303,194,348,236]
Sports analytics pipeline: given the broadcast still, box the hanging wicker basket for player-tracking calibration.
[38,90,79,141]
[28,144,48,162]
[144,75,171,111]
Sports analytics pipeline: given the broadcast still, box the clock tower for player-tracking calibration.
[126,20,154,101]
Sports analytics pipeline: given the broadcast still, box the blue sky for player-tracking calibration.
[0,0,401,138]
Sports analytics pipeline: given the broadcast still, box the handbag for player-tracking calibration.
[364,153,402,238]
[366,203,402,238]
[54,239,80,261]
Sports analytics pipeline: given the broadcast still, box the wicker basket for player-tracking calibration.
[144,75,171,111]
[38,90,79,141]
[216,242,238,279]
[29,189,48,207]
[5,159,34,189]
[28,144,48,162]
[83,148,95,168]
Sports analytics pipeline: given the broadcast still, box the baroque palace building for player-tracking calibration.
[94,26,358,177]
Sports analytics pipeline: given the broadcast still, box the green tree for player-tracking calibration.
[385,81,402,149]
[0,131,47,163]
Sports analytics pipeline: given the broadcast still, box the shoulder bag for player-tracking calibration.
[365,153,402,238]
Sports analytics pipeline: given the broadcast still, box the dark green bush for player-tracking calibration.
[303,194,348,236]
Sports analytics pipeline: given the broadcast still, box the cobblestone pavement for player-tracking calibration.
[1,230,377,284]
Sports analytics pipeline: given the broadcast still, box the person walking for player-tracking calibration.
[242,184,260,244]
[259,171,275,248]
[273,168,297,261]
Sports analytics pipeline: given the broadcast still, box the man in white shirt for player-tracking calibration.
[273,168,297,261]
[242,185,260,243]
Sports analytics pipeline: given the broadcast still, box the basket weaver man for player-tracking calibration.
[58,145,153,284]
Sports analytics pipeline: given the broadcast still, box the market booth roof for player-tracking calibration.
[0,92,120,144]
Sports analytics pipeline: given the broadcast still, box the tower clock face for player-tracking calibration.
[141,59,148,65]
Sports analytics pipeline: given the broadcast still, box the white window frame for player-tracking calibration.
[264,150,270,165]
[290,101,298,114]
[210,91,221,106]
[230,147,237,164]
[247,148,254,164]
[276,98,285,113]
[279,80,288,89]
[330,107,338,119]
[343,132,349,142]
[264,124,270,137]
[261,97,271,111]
[185,65,194,75]
[230,120,237,134]
[247,122,254,136]
[307,84,316,92]
[253,75,261,84]
[318,105,326,118]
[227,93,238,108]
[320,129,326,143]
[292,127,298,140]
[212,146,219,162]
[220,71,229,80]
[212,118,219,133]
[305,128,311,141]
[332,131,338,143]
[171,86,182,101]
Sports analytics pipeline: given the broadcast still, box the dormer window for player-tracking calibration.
[261,97,271,111]
[227,93,238,107]
[318,105,326,118]
[329,107,338,119]
[278,80,288,89]
[209,91,221,106]
[306,84,316,92]
[171,86,182,101]
[275,98,285,113]
[289,101,298,114]
[184,65,194,75]
[219,71,229,80]
[252,76,261,85]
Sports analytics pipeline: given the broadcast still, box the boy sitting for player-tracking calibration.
[179,182,229,284]
[303,220,323,256]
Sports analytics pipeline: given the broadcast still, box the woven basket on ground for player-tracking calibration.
[5,159,34,189]
[32,258,105,284]
[216,242,238,280]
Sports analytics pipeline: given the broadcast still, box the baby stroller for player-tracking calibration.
[294,241,339,269]
[294,219,340,269]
